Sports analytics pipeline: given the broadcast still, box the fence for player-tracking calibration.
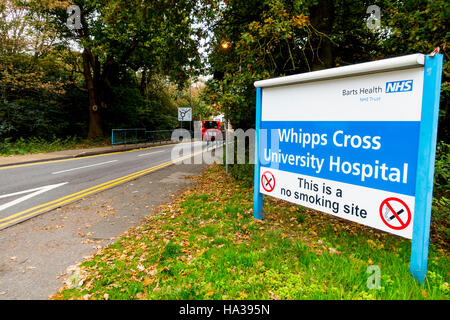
[111,129,193,147]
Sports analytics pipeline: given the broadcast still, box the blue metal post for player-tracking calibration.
[253,87,263,219]
[410,53,443,283]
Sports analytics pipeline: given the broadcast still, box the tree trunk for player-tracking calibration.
[309,0,334,71]
[80,38,136,139]
[140,68,149,99]
[82,49,103,139]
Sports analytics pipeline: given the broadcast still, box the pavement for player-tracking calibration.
[0,141,175,168]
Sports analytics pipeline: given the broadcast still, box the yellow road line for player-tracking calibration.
[0,152,187,222]
[0,143,177,171]
[0,149,205,229]
[0,162,166,223]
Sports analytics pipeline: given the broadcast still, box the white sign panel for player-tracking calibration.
[178,107,192,121]
[258,66,425,239]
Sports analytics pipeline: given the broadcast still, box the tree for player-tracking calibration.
[204,0,329,129]
[0,0,78,140]
[308,0,334,70]
[205,0,448,138]
[380,0,449,142]
[29,0,203,138]
[0,0,64,98]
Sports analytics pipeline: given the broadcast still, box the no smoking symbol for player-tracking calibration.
[379,197,411,230]
[261,171,275,193]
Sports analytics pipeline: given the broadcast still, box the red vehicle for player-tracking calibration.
[202,120,224,141]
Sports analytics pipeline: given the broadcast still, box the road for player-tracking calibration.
[0,141,211,230]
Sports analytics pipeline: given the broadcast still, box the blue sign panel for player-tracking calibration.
[260,121,420,196]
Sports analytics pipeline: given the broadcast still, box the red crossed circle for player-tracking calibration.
[379,197,411,230]
[261,171,275,192]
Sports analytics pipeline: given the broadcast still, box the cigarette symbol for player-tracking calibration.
[384,206,404,221]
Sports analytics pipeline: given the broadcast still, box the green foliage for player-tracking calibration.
[0,135,100,155]
[0,92,88,141]
[223,137,254,188]
[432,141,450,229]
[229,163,254,188]
[0,1,89,141]
[38,0,205,137]
[381,0,450,143]
[205,0,315,129]
[104,80,180,132]
[160,241,182,261]
[1,0,208,141]
[295,207,306,224]
[205,0,449,141]
[434,141,450,196]
[1,0,448,147]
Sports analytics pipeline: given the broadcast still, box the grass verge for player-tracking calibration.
[0,136,110,156]
[52,165,449,300]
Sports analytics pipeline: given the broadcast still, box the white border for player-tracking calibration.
[254,54,424,88]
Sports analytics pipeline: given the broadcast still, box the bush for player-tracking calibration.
[432,141,450,228]
[434,141,450,197]
[229,163,254,188]
[223,137,254,188]
[0,136,105,156]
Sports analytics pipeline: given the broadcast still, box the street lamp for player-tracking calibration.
[221,41,230,50]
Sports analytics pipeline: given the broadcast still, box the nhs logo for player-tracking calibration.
[386,80,413,93]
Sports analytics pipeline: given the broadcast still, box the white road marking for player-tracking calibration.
[137,150,165,157]
[51,160,118,175]
[0,182,68,212]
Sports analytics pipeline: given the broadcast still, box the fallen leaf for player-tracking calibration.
[422,289,428,298]
[328,247,340,255]
[143,278,154,286]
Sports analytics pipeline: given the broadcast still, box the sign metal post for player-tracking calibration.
[410,54,443,283]
[253,87,263,220]
[225,119,229,174]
